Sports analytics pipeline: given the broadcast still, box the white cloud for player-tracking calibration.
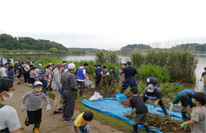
[0,0,206,50]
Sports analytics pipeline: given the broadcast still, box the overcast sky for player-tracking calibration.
[0,0,206,50]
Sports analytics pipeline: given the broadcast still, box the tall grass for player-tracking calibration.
[136,64,170,83]
[131,50,198,82]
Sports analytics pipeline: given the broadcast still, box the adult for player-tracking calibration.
[61,63,78,121]
[77,63,88,96]
[0,78,21,133]
[141,84,168,116]
[200,67,206,94]
[23,61,31,85]
[27,57,34,66]
[52,63,63,114]
[120,61,138,93]
[0,64,7,78]
[169,89,196,121]
[42,65,52,94]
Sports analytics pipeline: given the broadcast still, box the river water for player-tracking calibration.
[3,54,206,91]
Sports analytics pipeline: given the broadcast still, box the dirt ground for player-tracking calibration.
[4,80,123,133]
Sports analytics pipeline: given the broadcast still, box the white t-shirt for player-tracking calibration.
[23,64,30,72]
[0,67,7,77]
[0,105,21,132]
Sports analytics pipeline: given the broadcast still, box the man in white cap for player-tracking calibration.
[61,63,79,122]
[141,83,168,117]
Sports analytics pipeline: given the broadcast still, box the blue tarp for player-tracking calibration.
[81,94,183,133]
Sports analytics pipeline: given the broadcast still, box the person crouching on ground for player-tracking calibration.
[169,89,196,121]
[20,81,51,133]
[180,92,206,133]
[130,87,150,133]
[141,84,168,117]
[74,111,93,133]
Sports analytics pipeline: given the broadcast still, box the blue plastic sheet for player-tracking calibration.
[81,94,183,133]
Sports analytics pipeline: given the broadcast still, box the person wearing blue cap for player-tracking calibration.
[21,81,51,133]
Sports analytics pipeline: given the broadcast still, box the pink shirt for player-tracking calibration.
[30,70,37,78]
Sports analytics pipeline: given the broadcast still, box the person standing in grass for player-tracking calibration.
[130,87,150,133]
[101,66,109,87]
[20,81,51,133]
[94,65,102,87]
[120,61,138,93]
[77,63,88,96]
[74,111,93,133]
[200,67,206,94]
[180,92,206,133]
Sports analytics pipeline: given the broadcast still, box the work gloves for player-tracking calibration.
[180,122,187,130]
[20,104,25,112]
[154,101,158,108]
[46,104,51,112]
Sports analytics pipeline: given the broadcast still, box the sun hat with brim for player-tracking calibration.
[33,81,43,87]
[147,84,155,92]
[68,63,76,69]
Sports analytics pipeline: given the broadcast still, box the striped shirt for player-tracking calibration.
[21,91,50,111]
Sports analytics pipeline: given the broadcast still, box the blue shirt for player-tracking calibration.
[7,70,15,79]
[122,66,137,78]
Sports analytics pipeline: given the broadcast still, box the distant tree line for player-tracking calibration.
[0,34,68,53]
[171,43,206,52]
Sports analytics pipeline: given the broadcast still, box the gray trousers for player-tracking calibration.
[62,90,75,120]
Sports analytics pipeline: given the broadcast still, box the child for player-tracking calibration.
[0,64,7,78]
[30,67,37,85]
[74,111,93,133]
[101,66,109,86]
[181,92,206,133]
[7,66,16,79]
[20,81,51,133]
[130,87,150,133]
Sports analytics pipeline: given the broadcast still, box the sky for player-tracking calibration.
[0,0,206,50]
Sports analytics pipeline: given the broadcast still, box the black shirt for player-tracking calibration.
[123,66,137,78]
[130,96,148,114]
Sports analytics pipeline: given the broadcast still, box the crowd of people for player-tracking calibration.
[0,56,206,133]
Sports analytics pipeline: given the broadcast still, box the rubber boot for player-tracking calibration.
[144,124,151,133]
[182,112,187,122]
[33,128,39,133]
[130,124,138,133]
[160,104,168,116]
[25,117,29,126]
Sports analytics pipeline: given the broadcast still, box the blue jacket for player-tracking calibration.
[77,67,85,80]
[145,87,161,101]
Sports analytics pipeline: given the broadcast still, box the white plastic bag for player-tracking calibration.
[89,91,103,101]
[85,79,92,88]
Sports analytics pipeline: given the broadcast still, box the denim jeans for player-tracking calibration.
[74,124,89,133]
[40,80,48,94]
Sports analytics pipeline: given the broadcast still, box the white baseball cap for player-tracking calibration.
[68,63,76,69]
[33,81,43,87]
[147,84,155,92]
[38,63,42,66]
